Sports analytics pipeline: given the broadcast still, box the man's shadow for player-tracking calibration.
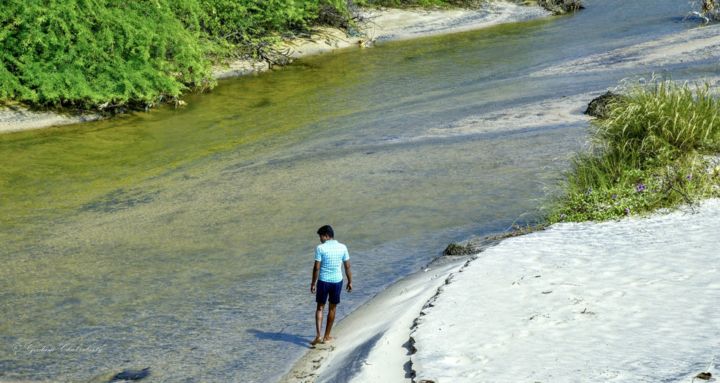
[247,329,311,349]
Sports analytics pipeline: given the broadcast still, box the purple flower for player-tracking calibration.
[635,183,646,193]
[624,207,631,215]
[611,194,618,200]
[686,174,693,181]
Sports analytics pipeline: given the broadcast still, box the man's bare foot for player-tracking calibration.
[310,337,323,346]
[321,336,334,344]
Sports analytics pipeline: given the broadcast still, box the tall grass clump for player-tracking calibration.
[550,81,720,222]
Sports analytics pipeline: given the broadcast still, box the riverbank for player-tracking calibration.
[412,198,720,382]
[279,16,720,381]
[282,198,720,382]
[4,0,718,381]
[279,257,468,383]
[0,2,548,134]
[215,1,549,80]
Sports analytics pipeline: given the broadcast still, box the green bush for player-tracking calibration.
[197,0,353,60]
[198,0,320,44]
[550,81,720,222]
[0,0,353,110]
[0,0,212,109]
[0,0,491,110]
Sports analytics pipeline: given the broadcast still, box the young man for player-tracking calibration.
[310,225,352,345]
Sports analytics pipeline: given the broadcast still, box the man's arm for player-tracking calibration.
[343,260,352,292]
[311,261,320,293]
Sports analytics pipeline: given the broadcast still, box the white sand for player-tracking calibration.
[0,105,99,134]
[281,18,720,382]
[293,200,720,382]
[215,2,549,75]
[412,199,720,382]
[279,258,467,383]
[411,92,593,142]
[284,200,720,382]
[358,3,548,43]
[533,22,720,77]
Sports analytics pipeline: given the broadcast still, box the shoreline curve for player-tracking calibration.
[0,2,549,135]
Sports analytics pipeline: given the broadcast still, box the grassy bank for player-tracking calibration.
[0,0,501,113]
[0,0,355,111]
[550,81,720,223]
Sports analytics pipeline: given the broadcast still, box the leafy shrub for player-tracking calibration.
[0,0,212,109]
[0,0,353,110]
[197,0,320,44]
[197,0,354,60]
[0,0,492,110]
[550,81,720,222]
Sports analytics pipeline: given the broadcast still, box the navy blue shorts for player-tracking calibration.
[316,280,343,305]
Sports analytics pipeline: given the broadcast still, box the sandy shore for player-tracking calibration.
[0,104,102,134]
[412,199,720,382]
[532,21,720,77]
[278,257,468,383]
[0,2,548,134]
[283,198,720,383]
[214,2,548,78]
[279,18,720,381]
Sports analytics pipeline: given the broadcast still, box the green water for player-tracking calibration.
[0,0,709,381]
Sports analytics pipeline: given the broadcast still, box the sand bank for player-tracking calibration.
[410,91,593,143]
[280,20,720,379]
[1,2,549,134]
[285,199,720,382]
[411,199,720,382]
[532,22,720,77]
[278,257,468,383]
[0,105,101,134]
[214,2,549,78]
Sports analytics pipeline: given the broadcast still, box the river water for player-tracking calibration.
[0,1,712,382]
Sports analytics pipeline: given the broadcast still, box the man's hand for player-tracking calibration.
[311,261,320,294]
[343,260,352,292]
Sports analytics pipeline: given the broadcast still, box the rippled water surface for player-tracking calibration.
[0,0,712,381]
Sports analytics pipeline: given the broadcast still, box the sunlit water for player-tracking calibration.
[0,0,714,382]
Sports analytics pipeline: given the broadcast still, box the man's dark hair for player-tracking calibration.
[317,225,334,238]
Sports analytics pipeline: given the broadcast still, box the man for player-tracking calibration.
[310,225,352,345]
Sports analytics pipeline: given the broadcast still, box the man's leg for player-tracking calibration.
[312,303,324,345]
[322,281,342,343]
[323,303,337,342]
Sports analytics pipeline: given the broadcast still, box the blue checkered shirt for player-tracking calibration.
[315,239,349,283]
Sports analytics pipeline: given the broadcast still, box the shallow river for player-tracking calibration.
[0,0,713,382]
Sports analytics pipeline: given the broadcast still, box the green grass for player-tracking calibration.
[549,81,720,223]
